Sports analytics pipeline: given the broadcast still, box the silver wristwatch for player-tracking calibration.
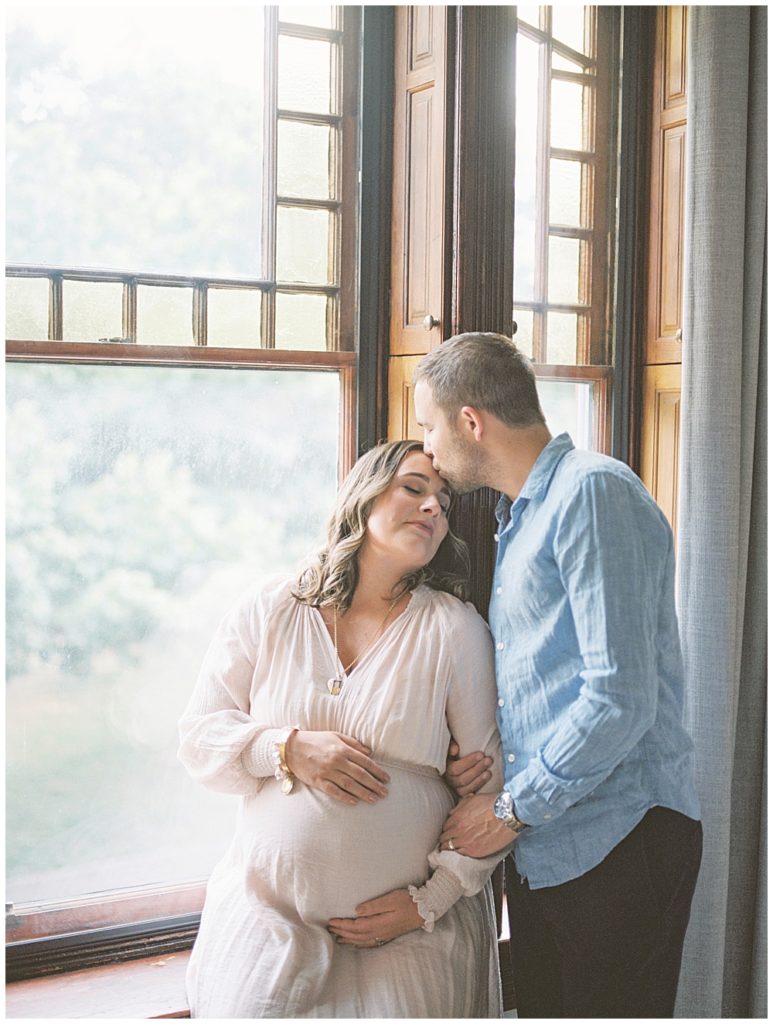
[493,790,529,835]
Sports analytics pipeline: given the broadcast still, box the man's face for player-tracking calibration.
[413,379,486,494]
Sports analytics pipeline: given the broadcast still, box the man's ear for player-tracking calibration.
[459,405,485,441]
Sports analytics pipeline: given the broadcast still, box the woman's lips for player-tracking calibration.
[407,520,434,537]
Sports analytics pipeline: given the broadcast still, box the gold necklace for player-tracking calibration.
[326,596,401,696]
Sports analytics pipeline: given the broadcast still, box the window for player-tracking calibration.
[6,4,361,959]
[512,6,617,450]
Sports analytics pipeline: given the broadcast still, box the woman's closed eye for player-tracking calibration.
[404,484,450,516]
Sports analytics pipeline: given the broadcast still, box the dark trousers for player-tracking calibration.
[506,806,703,1018]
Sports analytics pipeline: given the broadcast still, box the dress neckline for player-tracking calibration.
[311,586,426,681]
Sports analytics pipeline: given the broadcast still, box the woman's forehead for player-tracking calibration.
[397,451,451,492]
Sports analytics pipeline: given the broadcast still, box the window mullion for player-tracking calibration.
[533,21,552,364]
[261,5,279,350]
[49,275,63,341]
[122,280,137,343]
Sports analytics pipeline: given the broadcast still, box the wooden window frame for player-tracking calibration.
[5,5,367,978]
[513,6,616,378]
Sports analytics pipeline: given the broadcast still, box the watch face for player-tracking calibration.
[494,791,514,821]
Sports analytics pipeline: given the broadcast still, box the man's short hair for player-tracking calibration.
[414,331,546,428]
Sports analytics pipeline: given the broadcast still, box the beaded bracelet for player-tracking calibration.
[272,726,299,794]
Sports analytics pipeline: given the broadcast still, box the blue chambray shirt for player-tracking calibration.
[490,433,700,889]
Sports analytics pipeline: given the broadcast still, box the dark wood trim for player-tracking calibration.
[6,339,355,370]
[450,5,517,337]
[356,5,394,453]
[449,5,518,617]
[532,362,612,381]
[612,7,655,467]
[7,916,199,982]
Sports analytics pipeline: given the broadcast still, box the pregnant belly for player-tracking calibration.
[236,761,453,925]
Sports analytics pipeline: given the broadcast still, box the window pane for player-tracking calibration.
[551,79,586,150]
[276,292,328,349]
[207,289,261,348]
[6,277,48,340]
[277,121,334,199]
[537,378,593,448]
[546,311,578,364]
[7,362,340,903]
[276,207,332,284]
[513,309,534,361]
[279,5,335,29]
[552,7,588,55]
[550,159,584,227]
[517,6,541,28]
[137,286,193,346]
[514,33,542,302]
[553,51,584,73]
[278,37,335,115]
[548,236,581,304]
[6,8,264,278]
[62,281,124,343]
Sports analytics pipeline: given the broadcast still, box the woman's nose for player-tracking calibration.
[421,494,441,515]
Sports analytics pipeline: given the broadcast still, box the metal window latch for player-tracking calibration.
[675,328,683,342]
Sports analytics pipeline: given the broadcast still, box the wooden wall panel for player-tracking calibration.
[659,124,686,339]
[389,6,449,356]
[640,364,681,532]
[645,5,688,365]
[387,355,422,442]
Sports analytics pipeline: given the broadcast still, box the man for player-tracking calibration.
[413,332,702,1019]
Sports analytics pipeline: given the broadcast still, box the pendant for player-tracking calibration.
[281,776,294,795]
[327,677,342,696]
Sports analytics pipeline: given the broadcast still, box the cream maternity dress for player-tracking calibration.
[178,576,505,1018]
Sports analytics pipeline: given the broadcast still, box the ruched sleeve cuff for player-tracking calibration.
[408,867,465,933]
[240,727,288,779]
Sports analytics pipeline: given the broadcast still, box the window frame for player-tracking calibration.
[5,4,366,975]
[513,5,619,458]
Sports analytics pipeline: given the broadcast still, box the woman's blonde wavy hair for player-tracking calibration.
[293,440,470,611]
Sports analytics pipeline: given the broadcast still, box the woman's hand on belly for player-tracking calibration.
[285,730,391,806]
[327,889,423,947]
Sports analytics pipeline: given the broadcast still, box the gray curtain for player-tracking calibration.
[676,6,767,1019]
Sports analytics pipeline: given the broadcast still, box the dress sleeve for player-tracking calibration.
[177,585,292,796]
[409,601,508,932]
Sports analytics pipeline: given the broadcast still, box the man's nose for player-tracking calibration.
[422,433,433,455]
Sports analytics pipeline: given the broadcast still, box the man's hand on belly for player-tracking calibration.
[440,793,516,858]
[327,889,423,947]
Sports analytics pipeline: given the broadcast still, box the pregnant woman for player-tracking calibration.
[178,440,505,1018]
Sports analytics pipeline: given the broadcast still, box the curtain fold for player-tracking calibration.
[676,6,767,1018]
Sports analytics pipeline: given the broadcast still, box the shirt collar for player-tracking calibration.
[495,433,575,524]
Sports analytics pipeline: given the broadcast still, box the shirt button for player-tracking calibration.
[497,698,505,707]
[496,587,502,595]
[507,753,515,763]
[494,532,500,542]
[496,642,504,651]
[543,814,552,820]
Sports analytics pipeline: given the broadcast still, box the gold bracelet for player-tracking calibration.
[273,727,299,795]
